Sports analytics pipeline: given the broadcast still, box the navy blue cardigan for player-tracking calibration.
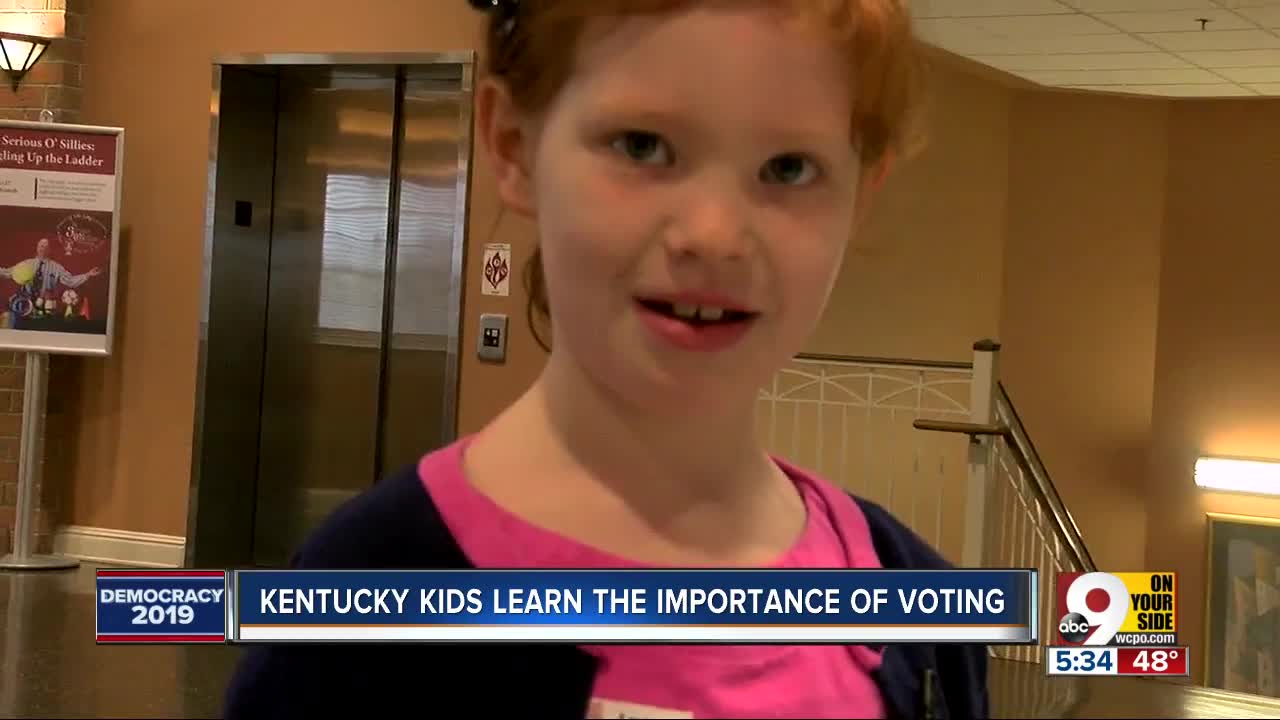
[224,464,989,719]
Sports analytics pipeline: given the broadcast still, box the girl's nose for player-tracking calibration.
[664,178,754,263]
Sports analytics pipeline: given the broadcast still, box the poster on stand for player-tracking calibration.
[0,119,123,356]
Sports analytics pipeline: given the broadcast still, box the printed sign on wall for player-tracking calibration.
[0,120,124,356]
[481,242,511,298]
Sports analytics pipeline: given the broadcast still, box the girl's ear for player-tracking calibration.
[867,151,895,193]
[854,151,895,223]
[476,77,536,217]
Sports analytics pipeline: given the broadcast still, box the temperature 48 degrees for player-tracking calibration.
[132,604,196,625]
[1117,647,1189,676]
[1133,649,1176,672]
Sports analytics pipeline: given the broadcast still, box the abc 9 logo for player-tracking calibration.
[1059,572,1129,645]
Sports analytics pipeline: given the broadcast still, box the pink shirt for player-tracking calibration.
[420,438,887,719]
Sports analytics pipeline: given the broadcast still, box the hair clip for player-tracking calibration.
[469,0,520,35]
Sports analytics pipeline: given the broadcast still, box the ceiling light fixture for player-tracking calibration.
[1195,455,1280,496]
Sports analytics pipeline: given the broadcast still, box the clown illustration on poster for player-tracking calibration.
[0,119,122,356]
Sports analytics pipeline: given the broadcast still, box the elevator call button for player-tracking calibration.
[478,314,508,363]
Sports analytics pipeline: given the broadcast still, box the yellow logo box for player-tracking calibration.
[1114,572,1176,633]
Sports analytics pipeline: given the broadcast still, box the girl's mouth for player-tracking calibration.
[636,299,757,327]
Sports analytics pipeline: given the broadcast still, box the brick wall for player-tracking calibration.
[0,1,82,124]
[0,0,85,555]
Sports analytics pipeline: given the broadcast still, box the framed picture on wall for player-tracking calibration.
[1205,512,1280,698]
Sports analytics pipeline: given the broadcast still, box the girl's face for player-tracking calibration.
[490,5,871,415]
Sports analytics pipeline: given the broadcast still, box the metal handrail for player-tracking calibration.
[796,352,973,372]
[910,390,1096,574]
[916,397,1095,571]
[912,419,1008,438]
[996,382,1096,573]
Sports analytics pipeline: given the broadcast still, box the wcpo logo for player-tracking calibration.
[1055,572,1178,647]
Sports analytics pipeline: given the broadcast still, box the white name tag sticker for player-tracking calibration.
[588,698,694,719]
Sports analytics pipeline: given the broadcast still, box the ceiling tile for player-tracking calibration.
[1092,10,1254,32]
[920,29,1152,55]
[1177,48,1280,66]
[1019,67,1225,84]
[912,0,1073,18]
[1243,82,1280,95]
[1231,4,1280,28]
[1139,29,1280,50]
[915,18,982,40]
[973,13,1122,35]
[973,52,1193,70]
[1060,0,1217,10]
[917,0,1280,98]
[1214,65,1280,82]
[1067,83,1255,96]
[1018,34,1159,53]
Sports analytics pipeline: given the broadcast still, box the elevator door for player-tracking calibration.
[241,65,467,566]
[191,59,471,569]
[249,67,395,565]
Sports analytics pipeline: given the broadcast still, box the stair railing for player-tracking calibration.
[758,340,1095,666]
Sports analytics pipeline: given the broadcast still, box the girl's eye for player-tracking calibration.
[611,131,673,167]
[760,154,820,186]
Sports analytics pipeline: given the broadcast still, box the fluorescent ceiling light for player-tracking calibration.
[1195,456,1280,496]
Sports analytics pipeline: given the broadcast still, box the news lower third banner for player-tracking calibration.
[97,568,1038,645]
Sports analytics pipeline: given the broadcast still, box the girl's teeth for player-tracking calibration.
[698,306,725,322]
[673,303,698,319]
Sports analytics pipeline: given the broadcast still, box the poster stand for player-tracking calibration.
[0,109,120,572]
[0,350,74,570]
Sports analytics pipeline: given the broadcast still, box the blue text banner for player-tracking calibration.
[232,568,1037,644]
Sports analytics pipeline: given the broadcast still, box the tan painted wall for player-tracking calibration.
[810,58,1010,362]
[1000,91,1167,571]
[1145,99,1280,684]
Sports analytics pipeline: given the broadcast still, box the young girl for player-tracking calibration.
[226,1,988,718]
